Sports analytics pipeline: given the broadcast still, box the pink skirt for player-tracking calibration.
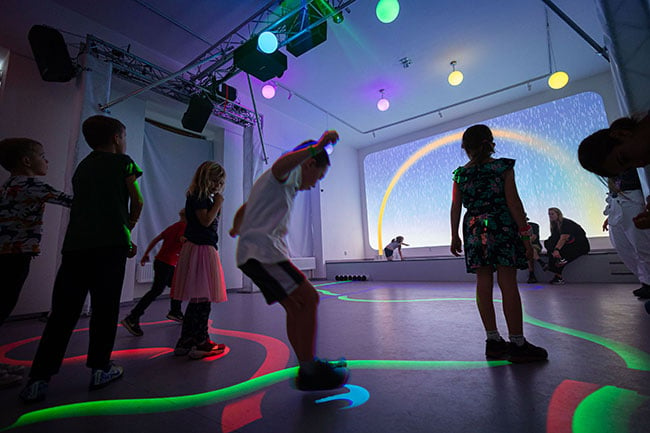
[171,242,227,303]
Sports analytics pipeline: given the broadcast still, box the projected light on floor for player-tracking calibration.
[315,384,370,409]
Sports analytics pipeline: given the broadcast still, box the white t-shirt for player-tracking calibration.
[236,167,301,265]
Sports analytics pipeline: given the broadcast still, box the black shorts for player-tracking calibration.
[238,259,306,304]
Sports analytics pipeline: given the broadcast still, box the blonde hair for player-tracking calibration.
[548,207,564,234]
[187,161,226,200]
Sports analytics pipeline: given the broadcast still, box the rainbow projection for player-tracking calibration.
[364,92,609,251]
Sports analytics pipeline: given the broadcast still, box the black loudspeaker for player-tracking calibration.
[28,25,76,82]
[216,83,237,102]
[233,37,287,82]
[182,95,214,133]
[287,20,327,57]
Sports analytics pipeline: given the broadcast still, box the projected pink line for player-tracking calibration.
[546,379,602,433]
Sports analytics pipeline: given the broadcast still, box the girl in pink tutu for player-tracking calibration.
[171,161,227,359]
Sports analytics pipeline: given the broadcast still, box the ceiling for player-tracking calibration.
[8,0,612,148]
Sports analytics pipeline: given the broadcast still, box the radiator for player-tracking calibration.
[136,262,155,283]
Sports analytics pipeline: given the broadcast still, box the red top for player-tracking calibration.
[155,221,187,266]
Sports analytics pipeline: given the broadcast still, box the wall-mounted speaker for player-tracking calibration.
[28,25,76,82]
[181,94,214,133]
[233,37,287,82]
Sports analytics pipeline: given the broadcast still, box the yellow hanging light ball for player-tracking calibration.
[448,70,464,86]
[548,71,569,89]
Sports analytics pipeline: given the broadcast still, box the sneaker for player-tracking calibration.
[508,341,548,363]
[174,337,195,356]
[166,311,184,322]
[120,316,143,337]
[19,379,48,402]
[1,371,23,389]
[0,363,25,375]
[549,276,565,285]
[485,338,509,359]
[633,285,650,299]
[89,362,124,390]
[294,358,350,391]
[189,340,226,359]
[527,273,538,284]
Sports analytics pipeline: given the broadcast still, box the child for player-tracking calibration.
[230,130,349,391]
[121,209,187,337]
[20,115,143,402]
[171,162,228,360]
[0,138,72,389]
[450,124,547,363]
[383,236,409,261]
[526,219,543,283]
[578,111,650,178]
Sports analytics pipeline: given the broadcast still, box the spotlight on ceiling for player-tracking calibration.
[261,83,276,99]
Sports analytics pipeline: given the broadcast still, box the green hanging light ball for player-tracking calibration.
[376,0,400,24]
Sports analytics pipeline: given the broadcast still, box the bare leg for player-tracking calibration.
[496,266,523,335]
[279,281,319,362]
[475,267,496,331]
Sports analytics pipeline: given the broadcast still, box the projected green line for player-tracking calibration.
[573,386,648,433]
[2,361,508,431]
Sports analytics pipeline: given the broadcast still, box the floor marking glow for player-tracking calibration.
[315,385,370,409]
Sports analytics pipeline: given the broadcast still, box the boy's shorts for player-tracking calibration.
[383,247,394,258]
[238,259,306,305]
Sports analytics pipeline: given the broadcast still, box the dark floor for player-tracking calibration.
[1,281,649,433]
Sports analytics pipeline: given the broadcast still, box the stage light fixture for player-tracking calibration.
[447,61,463,86]
[261,83,276,99]
[257,31,278,54]
[376,0,400,24]
[376,89,390,111]
[545,9,568,90]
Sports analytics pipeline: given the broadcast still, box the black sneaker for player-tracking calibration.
[19,379,48,403]
[485,338,509,359]
[527,273,538,284]
[294,358,349,391]
[166,311,184,322]
[633,285,650,299]
[120,316,143,336]
[549,276,565,285]
[189,340,226,359]
[508,341,548,363]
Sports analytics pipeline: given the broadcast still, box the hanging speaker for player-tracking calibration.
[181,95,214,133]
[28,25,76,82]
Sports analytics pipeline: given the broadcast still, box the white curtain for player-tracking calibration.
[136,122,214,254]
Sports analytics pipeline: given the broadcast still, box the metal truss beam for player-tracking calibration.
[97,0,357,118]
[86,35,257,127]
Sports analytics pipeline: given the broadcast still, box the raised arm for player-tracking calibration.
[195,193,224,227]
[229,203,247,237]
[271,130,339,182]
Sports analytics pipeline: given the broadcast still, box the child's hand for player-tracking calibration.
[229,227,239,238]
[127,243,138,259]
[450,236,462,257]
[633,210,650,230]
[140,253,150,266]
[319,130,339,147]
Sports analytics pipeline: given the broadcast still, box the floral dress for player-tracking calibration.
[452,158,527,273]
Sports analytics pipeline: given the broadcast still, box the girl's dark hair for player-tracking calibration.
[82,115,126,149]
[462,124,495,163]
[293,140,331,167]
[578,116,638,177]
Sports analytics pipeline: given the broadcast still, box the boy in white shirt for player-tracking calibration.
[230,130,348,391]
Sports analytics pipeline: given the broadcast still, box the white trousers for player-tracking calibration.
[607,190,650,285]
